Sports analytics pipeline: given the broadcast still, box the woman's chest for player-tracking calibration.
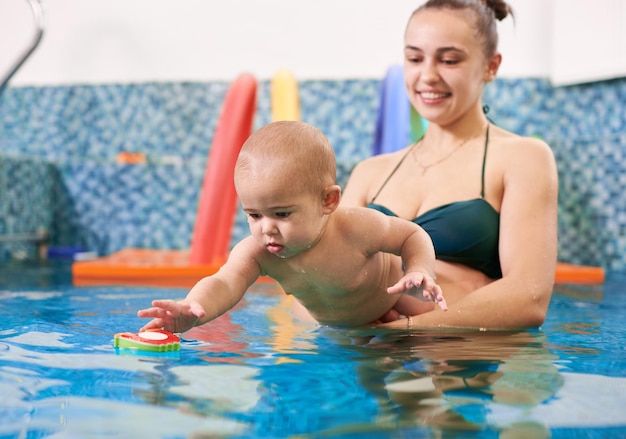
[373,151,503,219]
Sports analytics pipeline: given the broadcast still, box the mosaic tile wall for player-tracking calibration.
[0,77,625,271]
[0,156,55,260]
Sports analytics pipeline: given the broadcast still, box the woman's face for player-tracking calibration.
[403,8,497,126]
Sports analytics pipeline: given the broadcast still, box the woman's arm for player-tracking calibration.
[381,137,559,330]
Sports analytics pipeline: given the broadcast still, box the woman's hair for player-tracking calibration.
[411,0,514,57]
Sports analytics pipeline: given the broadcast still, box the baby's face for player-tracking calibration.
[236,170,328,259]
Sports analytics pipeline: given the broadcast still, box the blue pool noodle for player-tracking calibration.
[373,64,427,155]
[373,65,410,155]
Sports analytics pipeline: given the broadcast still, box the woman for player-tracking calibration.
[341,0,558,329]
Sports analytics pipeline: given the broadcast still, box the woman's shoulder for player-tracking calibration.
[489,126,558,190]
[351,148,410,173]
[491,126,555,162]
[343,148,411,205]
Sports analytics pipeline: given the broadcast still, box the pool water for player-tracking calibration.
[1,262,625,438]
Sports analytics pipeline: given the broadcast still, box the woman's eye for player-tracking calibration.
[441,59,459,65]
[404,50,422,63]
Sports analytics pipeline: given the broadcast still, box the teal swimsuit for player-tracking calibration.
[367,125,502,279]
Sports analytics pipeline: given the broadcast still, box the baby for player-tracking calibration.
[138,121,446,331]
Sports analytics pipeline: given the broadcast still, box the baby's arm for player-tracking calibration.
[137,239,261,333]
[378,214,447,310]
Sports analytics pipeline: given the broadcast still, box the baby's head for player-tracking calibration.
[234,121,337,197]
[235,122,340,258]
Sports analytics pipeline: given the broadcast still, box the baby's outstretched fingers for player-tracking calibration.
[423,284,448,311]
[139,318,164,332]
[136,299,205,334]
[429,284,448,311]
[389,271,439,294]
[417,277,447,311]
[387,277,420,295]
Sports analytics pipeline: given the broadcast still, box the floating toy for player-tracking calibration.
[114,329,180,352]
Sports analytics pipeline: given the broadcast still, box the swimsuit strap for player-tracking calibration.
[480,124,490,199]
[370,123,491,204]
[369,142,418,204]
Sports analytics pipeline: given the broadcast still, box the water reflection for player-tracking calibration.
[251,294,566,436]
[332,329,563,434]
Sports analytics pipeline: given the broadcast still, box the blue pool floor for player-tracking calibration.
[1,261,625,438]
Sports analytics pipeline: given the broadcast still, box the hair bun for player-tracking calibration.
[484,0,513,21]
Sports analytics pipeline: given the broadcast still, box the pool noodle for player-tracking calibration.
[410,106,427,143]
[271,68,300,122]
[189,73,257,265]
[372,65,428,153]
[554,263,605,284]
[372,64,411,155]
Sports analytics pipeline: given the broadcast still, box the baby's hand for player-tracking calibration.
[137,299,206,333]
[387,271,448,311]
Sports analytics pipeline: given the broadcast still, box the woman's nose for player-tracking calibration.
[421,59,440,83]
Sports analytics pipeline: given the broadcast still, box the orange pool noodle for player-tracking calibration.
[189,73,258,265]
[554,262,605,284]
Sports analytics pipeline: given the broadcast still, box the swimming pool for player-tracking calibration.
[1,262,625,438]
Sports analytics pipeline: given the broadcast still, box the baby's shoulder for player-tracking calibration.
[332,206,388,236]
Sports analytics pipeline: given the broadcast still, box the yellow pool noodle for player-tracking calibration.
[271,68,301,122]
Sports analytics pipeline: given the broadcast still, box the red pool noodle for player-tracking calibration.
[189,73,257,265]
